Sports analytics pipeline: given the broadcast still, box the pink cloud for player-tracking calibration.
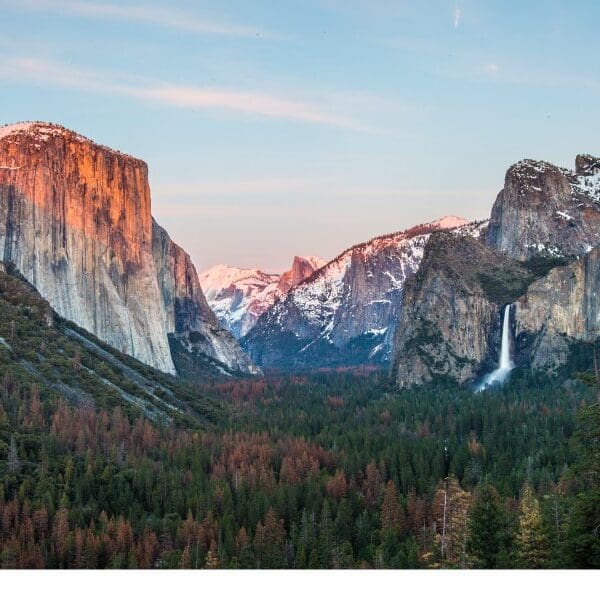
[0,56,376,132]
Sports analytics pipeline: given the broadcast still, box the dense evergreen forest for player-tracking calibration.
[1,362,599,568]
[1,259,599,569]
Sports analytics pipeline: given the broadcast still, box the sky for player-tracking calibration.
[1,0,599,272]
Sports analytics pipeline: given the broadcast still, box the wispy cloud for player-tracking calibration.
[0,56,379,132]
[453,6,462,28]
[482,62,500,76]
[13,0,274,38]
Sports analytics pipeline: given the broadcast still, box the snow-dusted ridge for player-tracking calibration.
[0,121,141,162]
[243,216,482,369]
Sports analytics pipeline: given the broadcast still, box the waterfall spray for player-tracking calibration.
[477,304,514,391]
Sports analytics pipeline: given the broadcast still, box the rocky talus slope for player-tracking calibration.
[0,122,255,377]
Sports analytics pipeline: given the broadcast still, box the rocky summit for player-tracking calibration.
[486,155,600,260]
[0,122,256,378]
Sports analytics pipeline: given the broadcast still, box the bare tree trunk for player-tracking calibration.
[594,346,600,405]
[441,483,448,566]
[553,494,561,547]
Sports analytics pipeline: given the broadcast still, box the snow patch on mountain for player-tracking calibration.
[200,256,325,338]
[243,216,478,369]
[573,172,600,203]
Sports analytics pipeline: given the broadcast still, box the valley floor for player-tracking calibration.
[1,361,599,568]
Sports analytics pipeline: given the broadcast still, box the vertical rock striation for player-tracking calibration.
[0,122,255,376]
[392,232,531,387]
[152,220,259,374]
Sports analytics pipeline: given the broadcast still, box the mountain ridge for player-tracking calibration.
[242,216,481,370]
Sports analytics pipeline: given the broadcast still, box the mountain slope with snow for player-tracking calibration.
[200,256,325,338]
[242,216,482,370]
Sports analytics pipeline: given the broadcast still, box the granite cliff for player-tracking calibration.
[392,232,534,387]
[486,155,600,260]
[514,246,600,372]
[0,122,255,377]
[393,154,600,387]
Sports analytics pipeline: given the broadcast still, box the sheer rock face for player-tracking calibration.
[486,156,600,260]
[242,217,476,370]
[152,220,259,375]
[277,256,324,295]
[514,247,600,371]
[392,233,531,387]
[0,122,255,376]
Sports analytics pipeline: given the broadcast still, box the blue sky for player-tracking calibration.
[1,0,599,271]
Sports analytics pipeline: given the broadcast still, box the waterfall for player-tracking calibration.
[477,304,514,391]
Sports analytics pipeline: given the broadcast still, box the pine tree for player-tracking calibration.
[253,508,286,568]
[380,480,404,534]
[51,507,70,567]
[180,544,191,568]
[317,501,334,568]
[326,469,348,500]
[235,527,254,568]
[467,482,511,568]
[362,461,382,507]
[564,403,600,567]
[204,540,220,569]
[431,476,471,567]
[516,484,549,568]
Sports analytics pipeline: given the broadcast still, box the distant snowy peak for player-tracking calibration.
[200,256,324,339]
[200,265,280,302]
[431,215,470,229]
